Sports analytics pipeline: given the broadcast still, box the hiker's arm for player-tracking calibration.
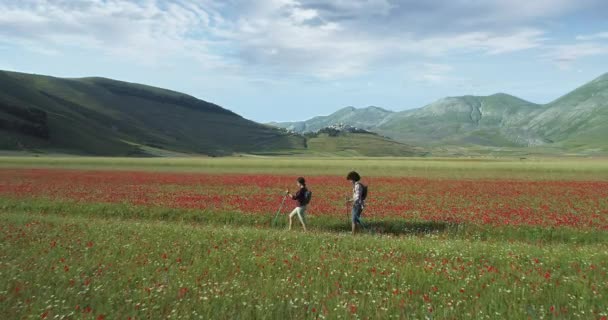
[346,188,356,204]
[286,189,298,200]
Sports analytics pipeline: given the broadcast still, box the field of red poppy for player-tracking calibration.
[1,157,607,319]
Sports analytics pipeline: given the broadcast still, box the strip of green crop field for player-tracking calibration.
[1,156,608,180]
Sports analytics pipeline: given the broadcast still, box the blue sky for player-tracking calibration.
[1,0,608,122]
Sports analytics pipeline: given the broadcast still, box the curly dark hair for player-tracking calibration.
[346,171,360,182]
[297,177,306,185]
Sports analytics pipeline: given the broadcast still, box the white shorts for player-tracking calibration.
[289,206,307,221]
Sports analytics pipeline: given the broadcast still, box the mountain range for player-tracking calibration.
[271,73,608,154]
[2,69,606,157]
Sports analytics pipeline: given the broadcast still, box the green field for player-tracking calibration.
[1,157,607,319]
[1,155,608,179]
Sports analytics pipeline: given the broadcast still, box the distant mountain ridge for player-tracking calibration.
[269,105,395,133]
[0,70,305,156]
[272,73,608,153]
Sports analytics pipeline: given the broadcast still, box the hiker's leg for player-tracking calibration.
[357,207,366,229]
[351,205,359,234]
[296,207,307,232]
[352,204,363,234]
[300,206,307,225]
[289,208,298,230]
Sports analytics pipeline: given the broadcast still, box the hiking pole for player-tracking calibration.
[272,193,288,227]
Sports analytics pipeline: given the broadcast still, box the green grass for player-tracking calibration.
[2,211,607,319]
[1,156,608,180]
[1,157,608,319]
[2,197,606,244]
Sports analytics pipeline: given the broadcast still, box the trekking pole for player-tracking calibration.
[272,193,287,227]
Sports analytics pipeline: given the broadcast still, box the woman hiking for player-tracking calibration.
[285,177,311,232]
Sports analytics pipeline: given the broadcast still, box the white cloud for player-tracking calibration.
[0,0,230,68]
[576,32,608,41]
[300,0,394,18]
[401,29,546,56]
[0,0,605,80]
[461,0,598,22]
[545,43,608,69]
[413,63,454,84]
[226,1,548,78]
[290,7,319,23]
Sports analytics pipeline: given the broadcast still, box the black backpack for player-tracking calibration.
[303,190,312,205]
[359,183,368,201]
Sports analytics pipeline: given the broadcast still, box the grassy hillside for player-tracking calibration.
[378,93,547,147]
[303,132,424,157]
[272,73,608,154]
[527,73,608,151]
[0,70,305,156]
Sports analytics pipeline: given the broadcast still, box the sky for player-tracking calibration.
[1,0,608,123]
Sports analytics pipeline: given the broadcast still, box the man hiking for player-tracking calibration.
[346,171,367,235]
[285,177,311,232]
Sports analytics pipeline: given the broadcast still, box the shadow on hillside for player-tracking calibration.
[319,220,456,236]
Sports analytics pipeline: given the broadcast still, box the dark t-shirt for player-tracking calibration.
[291,187,308,207]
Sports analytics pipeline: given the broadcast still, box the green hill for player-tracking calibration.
[303,132,424,157]
[527,73,608,151]
[269,106,394,133]
[377,93,548,147]
[0,70,305,156]
[272,73,608,154]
